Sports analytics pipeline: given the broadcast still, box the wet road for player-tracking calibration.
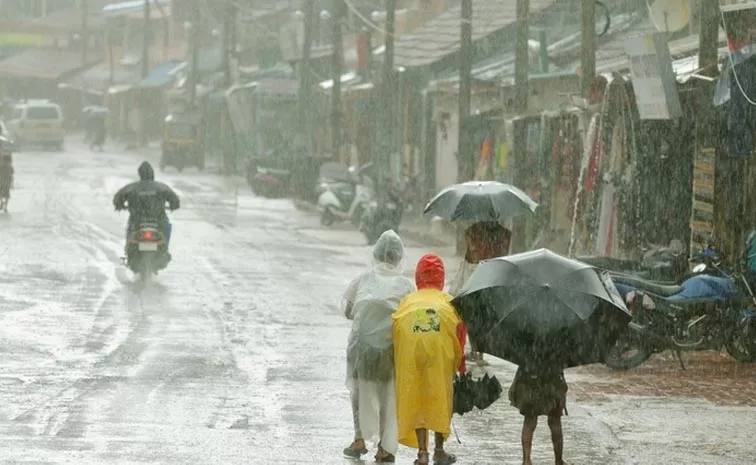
[0,142,753,464]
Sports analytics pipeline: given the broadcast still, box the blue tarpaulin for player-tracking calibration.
[136,60,186,89]
[614,275,741,302]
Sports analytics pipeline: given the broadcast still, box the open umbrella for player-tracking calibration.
[424,181,538,222]
[451,249,632,368]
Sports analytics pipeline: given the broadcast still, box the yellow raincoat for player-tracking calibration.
[392,289,463,448]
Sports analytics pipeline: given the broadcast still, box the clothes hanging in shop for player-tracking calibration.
[726,53,756,158]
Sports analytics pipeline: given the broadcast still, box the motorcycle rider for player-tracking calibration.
[113,161,179,264]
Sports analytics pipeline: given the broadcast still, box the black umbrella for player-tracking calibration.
[453,372,476,415]
[453,371,503,415]
[424,181,538,222]
[473,373,502,410]
[451,248,632,368]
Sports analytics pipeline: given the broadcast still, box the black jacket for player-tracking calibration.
[113,180,180,224]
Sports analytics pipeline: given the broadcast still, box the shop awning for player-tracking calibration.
[102,0,170,18]
[136,59,186,88]
[0,47,99,80]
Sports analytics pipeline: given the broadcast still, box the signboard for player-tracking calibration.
[624,33,683,120]
[689,148,716,256]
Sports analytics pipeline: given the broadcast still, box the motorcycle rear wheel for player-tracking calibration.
[725,321,756,363]
[605,333,653,370]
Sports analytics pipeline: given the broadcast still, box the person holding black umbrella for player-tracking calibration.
[509,357,569,465]
[452,249,632,465]
[449,221,512,365]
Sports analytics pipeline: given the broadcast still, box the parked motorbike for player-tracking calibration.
[578,241,689,282]
[605,263,756,370]
[360,188,404,245]
[123,221,170,280]
[248,166,291,198]
[317,165,375,227]
[580,242,722,283]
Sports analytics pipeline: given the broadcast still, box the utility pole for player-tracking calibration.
[457,0,473,183]
[331,0,346,162]
[514,0,529,113]
[139,0,150,147]
[697,2,734,257]
[141,0,150,79]
[188,0,200,105]
[81,0,88,65]
[378,0,397,208]
[580,0,596,96]
[221,0,235,86]
[298,0,315,153]
[294,0,316,198]
[454,0,474,255]
[512,0,530,253]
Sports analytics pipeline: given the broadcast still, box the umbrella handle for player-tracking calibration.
[451,418,461,444]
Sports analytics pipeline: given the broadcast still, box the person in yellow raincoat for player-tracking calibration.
[393,253,465,465]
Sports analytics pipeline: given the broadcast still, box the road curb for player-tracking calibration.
[293,199,319,213]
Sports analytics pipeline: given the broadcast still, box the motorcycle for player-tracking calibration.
[359,188,404,245]
[578,241,689,282]
[123,221,170,280]
[248,166,291,198]
[317,165,375,227]
[605,262,756,370]
[580,242,722,283]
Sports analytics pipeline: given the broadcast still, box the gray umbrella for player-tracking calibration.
[452,249,631,368]
[424,181,538,222]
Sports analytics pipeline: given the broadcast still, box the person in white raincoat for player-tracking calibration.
[342,230,416,463]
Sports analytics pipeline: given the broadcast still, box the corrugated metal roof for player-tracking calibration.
[65,62,142,91]
[576,25,729,74]
[429,12,644,87]
[427,9,727,92]
[0,48,99,80]
[29,8,105,31]
[393,0,556,68]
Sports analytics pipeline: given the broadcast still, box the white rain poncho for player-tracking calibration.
[343,230,416,455]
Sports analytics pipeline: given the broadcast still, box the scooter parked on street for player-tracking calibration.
[317,165,375,227]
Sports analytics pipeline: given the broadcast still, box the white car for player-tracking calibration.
[6,100,65,151]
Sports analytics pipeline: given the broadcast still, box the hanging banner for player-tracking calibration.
[689,148,716,256]
[624,33,683,120]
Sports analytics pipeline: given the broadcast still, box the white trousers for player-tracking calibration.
[355,378,398,455]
